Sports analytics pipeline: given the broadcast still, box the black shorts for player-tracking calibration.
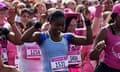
[94,62,120,72]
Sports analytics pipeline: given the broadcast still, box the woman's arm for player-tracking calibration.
[21,26,40,43]
[70,24,93,45]
[6,7,22,45]
[0,55,20,72]
[92,4,103,37]
[89,28,106,60]
[70,6,93,45]
[7,24,22,45]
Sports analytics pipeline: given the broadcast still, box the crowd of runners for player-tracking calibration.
[0,0,120,72]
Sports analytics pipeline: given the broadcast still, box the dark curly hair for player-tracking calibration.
[48,9,65,23]
[109,13,117,24]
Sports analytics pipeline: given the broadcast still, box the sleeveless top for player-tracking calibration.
[18,42,42,72]
[40,32,72,72]
[103,28,120,70]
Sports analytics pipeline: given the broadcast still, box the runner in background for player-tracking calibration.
[14,8,43,72]
[14,2,26,24]
[75,1,103,71]
[0,2,20,67]
[64,13,82,72]
[90,0,113,68]
[33,2,46,22]
[90,3,120,72]
[0,2,22,72]
[63,0,76,13]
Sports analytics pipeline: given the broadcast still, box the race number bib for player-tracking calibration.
[68,51,81,65]
[51,56,68,71]
[1,48,8,62]
[26,46,41,59]
[22,42,42,59]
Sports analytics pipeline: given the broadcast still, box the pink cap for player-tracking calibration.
[0,2,8,10]
[63,8,73,13]
[112,3,120,16]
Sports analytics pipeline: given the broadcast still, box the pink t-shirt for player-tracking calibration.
[103,28,120,70]
[7,41,17,65]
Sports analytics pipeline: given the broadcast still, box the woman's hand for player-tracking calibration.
[0,64,20,72]
[7,7,16,25]
[83,6,92,26]
[95,5,103,18]
[83,6,90,21]
[90,40,106,60]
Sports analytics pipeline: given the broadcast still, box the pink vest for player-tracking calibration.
[103,28,120,70]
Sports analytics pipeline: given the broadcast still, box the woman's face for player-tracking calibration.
[51,17,65,32]
[16,5,25,14]
[67,18,77,32]
[67,2,76,11]
[36,4,46,14]
[103,0,113,11]
[20,12,30,24]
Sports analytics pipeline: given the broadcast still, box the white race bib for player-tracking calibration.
[26,46,41,59]
[51,56,68,71]
[68,51,81,65]
[23,42,41,59]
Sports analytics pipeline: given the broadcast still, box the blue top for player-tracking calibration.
[40,32,72,72]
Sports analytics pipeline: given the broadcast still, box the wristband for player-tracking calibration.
[33,22,42,29]
[85,20,91,26]
[1,28,10,36]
